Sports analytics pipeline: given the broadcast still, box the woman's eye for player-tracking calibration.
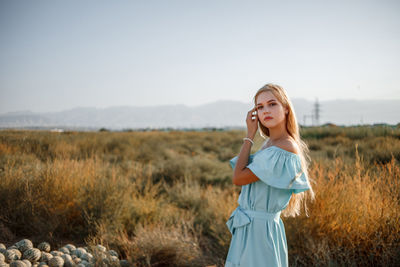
[257,107,262,110]
[269,103,275,106]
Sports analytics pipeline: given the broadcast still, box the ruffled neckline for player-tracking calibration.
[260,145,300,157]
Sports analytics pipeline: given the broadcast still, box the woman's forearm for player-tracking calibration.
[233,133,255,179]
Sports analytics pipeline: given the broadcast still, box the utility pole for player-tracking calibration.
[312,98,321,126]
[303,98,322,126]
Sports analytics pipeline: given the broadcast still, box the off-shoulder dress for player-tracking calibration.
[225,145,311,267]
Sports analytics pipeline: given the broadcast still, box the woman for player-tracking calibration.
[225,83,315,267]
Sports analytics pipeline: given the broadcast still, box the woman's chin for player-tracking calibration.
[263,121,279,128]
[261,121,271,128]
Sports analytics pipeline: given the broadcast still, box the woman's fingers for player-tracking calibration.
[248,107,257,115]
[251,107,257,119]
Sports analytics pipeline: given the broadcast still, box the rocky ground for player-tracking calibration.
[0,239,131,267]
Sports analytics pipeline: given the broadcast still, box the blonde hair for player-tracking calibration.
[253,83,316,217]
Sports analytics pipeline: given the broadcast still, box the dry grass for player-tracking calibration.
[0,126,399,266]
[285,144,400,266]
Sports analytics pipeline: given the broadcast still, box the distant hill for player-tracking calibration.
[0,99,399,130]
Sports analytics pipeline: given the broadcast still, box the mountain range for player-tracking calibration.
[0,98,399,131]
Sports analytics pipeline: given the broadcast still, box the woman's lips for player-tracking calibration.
[264,116,273,121]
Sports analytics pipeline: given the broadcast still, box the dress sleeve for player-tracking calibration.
[229,154,256,170]
[229,148,310,194]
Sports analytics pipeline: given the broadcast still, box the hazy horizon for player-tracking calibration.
[1,97,400,116]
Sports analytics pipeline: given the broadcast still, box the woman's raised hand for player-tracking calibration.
[246,106,258,138]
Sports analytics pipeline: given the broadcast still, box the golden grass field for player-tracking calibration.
[0,126,399,266]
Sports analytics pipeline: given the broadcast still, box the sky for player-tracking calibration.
[0,0,399,114]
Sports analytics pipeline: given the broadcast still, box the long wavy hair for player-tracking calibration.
[254,83,315,217]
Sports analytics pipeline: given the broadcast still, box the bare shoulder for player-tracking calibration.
[276,138,300,155]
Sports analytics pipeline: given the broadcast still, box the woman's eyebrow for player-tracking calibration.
[257,100,276,106]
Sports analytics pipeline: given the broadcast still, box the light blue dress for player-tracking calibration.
[225,146,311,267]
